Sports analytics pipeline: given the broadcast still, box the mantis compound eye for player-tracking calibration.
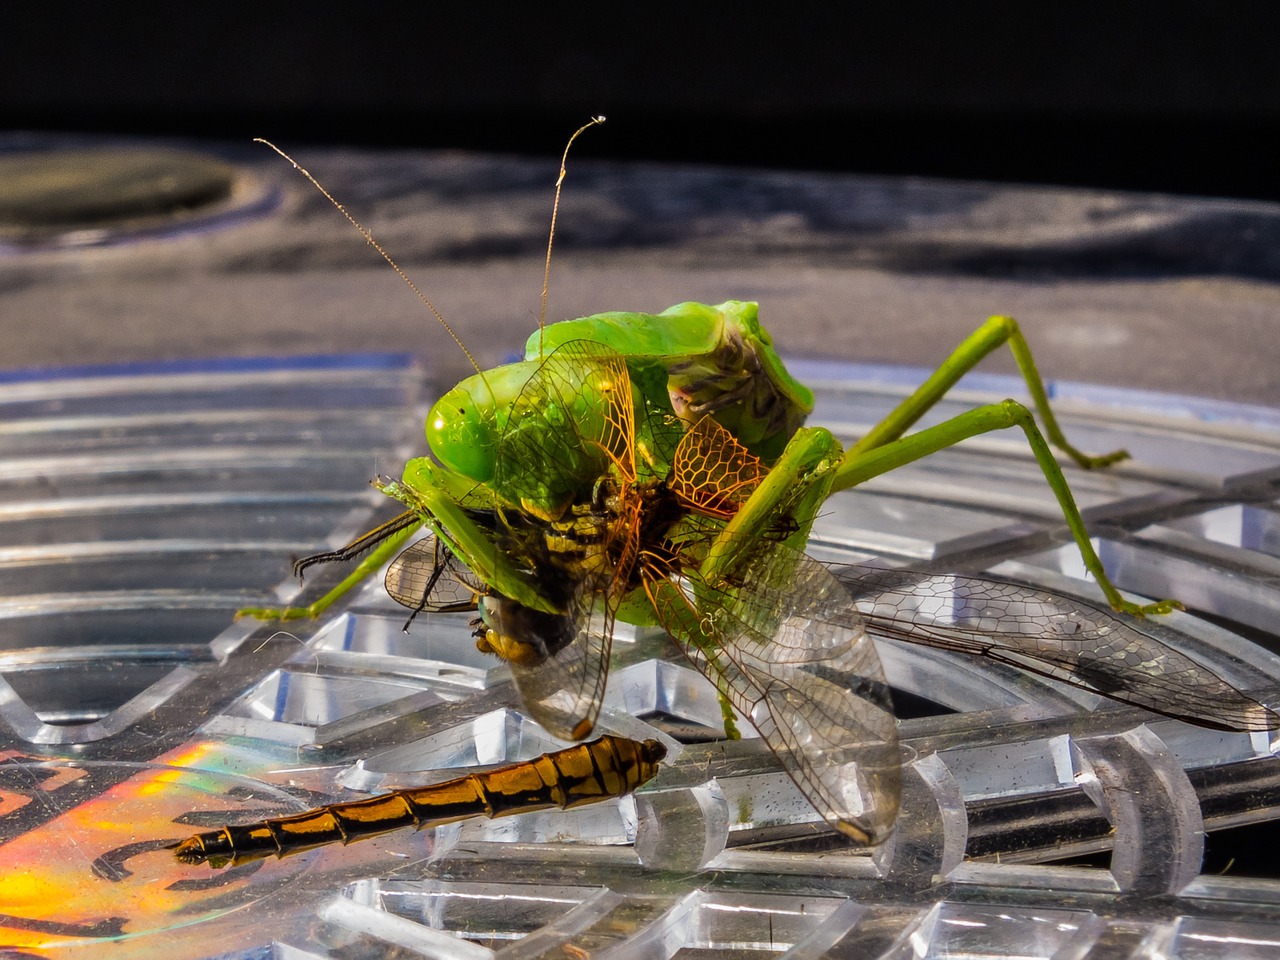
[426,389,499,482]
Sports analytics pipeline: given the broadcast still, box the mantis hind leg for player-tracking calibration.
[832,399,1180,618]
[848,315,1126,470]
[237,514,421,622]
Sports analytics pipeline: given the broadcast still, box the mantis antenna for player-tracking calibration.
[535,115,606,354]
[253,137,484,376]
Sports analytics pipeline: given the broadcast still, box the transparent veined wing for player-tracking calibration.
[836,566,1280,732]
[667,414,768,519]
[480,581,618,742]
[493,339,636,521]
[384,533,486,616]
[646,540,901,844]
[635,413,901,843]
[482,341,643,742]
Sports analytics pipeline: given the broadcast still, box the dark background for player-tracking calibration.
[3,5,1280,200]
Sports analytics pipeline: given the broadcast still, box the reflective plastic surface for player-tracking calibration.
[2,351,1280,958]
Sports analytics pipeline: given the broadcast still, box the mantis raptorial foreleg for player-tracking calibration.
[701,426,840,585]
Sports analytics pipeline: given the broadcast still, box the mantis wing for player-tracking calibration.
[838,567,1280,732]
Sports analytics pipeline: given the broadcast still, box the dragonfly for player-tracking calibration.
[172,735,666,868]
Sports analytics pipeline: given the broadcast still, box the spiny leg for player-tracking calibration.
[848,315,1126,470]
[384,462,559,615]
[832,399,1180,618]
[237,515,421,622]
[290,510,421,578]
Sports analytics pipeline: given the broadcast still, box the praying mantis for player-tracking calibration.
[238,121,1279,846]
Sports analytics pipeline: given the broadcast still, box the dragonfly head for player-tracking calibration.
[473,595,576,664]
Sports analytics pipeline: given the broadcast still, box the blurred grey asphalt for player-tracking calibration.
[2,133,1278,406]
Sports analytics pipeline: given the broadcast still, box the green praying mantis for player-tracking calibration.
[241,121,1279,845]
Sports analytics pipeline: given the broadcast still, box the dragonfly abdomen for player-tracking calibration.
[172,736,666,868]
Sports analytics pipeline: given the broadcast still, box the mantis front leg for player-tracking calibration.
[701,426,840,585]
[689,425,845,742]
[240,458,560,623]
[386,458,559,615]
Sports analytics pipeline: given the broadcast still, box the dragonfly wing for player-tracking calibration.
[652,546,901,845]
[669,415,767,518]
[483,339,640,742]
[837,566,1280,732]
[495,495,641,742]
[620,352,685,478]
[384,535,484,613]
[486,576,614,742]
[494,340,635,518]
